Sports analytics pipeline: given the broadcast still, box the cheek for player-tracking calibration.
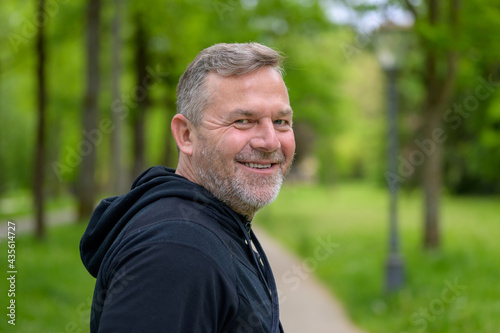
[281,132,296,161]
[217,133,250,160]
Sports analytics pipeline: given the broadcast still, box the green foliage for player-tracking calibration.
[282,31,343,134]
[0,1,39,193]
[2,0,500,203]
[444,91,500,194]
[426,0,500,195]
[258,183,500,333]
[1,0,351,198]
[354,0,500,194]
[439,0,500,194]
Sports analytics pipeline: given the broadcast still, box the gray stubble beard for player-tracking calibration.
[195,146,287,218]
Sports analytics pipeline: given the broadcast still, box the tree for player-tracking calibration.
[400,0,500,248]
[77,0,101,221]
[161,62,178,169]
[340,0,500,249]
[34,0,47,239]
[403,0,459,249]
[110,0,128,195]
[130,12,151,179]
[442,0,500,195]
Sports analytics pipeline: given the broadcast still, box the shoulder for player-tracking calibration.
[95,240,240,332]
[127,196,234,256]
[101,196,237,281]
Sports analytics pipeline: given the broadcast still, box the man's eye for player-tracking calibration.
[274,119,288,126]
[235,119,250,124]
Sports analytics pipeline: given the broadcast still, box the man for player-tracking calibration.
[80,42,295,332]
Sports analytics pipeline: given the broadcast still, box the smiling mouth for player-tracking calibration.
[241,162,273,169]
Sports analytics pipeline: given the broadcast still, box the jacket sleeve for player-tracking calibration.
[96,241,239,332]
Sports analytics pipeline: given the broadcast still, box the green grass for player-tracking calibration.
[257,182,500,333]
[0,223,94,332]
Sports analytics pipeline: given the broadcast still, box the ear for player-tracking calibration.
[171,114,195,156]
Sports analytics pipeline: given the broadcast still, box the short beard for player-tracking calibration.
[229,163,284,216]
[194,143,287,218]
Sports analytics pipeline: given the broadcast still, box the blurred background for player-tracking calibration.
[1,0,499,332]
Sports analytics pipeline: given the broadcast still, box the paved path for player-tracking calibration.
[255,226,368,333]
[1,210,367,333]
[0,208,76,238]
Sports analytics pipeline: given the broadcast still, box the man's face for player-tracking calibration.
[191,66,295,218]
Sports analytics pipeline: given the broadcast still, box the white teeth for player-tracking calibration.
[243,162,272,169]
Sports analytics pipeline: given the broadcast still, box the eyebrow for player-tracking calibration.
[276,108,294,118]
[229,108,293,119]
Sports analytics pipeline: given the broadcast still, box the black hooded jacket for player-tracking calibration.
[80,166,283,332]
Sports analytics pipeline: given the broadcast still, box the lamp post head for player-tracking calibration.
[375,21,412,71]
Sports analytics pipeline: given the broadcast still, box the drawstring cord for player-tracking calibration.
[249,228,283,333]
[241,219,282,332]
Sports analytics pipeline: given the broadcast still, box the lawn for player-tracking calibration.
[0,182,498,332]
[257,182,500,333]
[0,222,94,332]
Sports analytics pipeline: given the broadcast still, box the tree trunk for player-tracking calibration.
[34,0,47,239]
[422,107,443,249]
[163,96,176,168]
[421,0,459,249]
[162,54,177,169]
[110,0,127,194]
[131,14,150,179]
[421,0,441,247]
[78,0,100,221]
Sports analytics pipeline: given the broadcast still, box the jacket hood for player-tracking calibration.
[80,165,248,278]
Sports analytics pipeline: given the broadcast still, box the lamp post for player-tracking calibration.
[375,22,408,292]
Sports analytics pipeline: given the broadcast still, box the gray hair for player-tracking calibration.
[176,42,284,126]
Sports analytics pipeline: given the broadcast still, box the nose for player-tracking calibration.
[249,120,280,152]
